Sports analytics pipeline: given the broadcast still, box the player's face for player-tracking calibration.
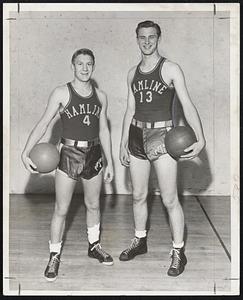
[137,27,160,56]
[72,54,94,82]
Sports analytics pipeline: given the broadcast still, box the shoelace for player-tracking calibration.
[169,248,181,269]
[123,237,139,255]
[48,254,60,272]
[91,243,109,258]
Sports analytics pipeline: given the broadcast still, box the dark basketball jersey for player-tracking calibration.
[60,82,101,141]
[131,57,175,122]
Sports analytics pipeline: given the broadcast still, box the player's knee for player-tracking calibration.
[162,193,178,210]
[133,190,148,204]
[85,197,100,212]
[54,203,69,218]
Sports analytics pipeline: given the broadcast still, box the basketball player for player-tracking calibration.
[119,21,206,276]
[22,48,114,281]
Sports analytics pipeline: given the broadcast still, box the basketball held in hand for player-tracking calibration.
[29,143,60,173]
[165,126,197,160]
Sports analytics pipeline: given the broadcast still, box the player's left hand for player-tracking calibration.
[180,140,206,160]
[103,163,114,183]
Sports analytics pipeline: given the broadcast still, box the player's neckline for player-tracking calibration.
[70,82,94,99]
[139,56,163,74]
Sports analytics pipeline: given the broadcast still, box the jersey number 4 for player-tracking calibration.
[139,91,152,103]
[83,115,91,126]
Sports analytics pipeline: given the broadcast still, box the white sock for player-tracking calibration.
[49,240,62,254]
[135,229,147,238]
[172,241,184,249]
[87,223,100,244]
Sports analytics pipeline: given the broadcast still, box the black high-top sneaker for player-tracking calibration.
[119,236,147,261]
[44,252,61,282]
[88,241,114,266]
[167,247,187,277]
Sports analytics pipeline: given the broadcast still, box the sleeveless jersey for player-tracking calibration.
[60,82,101,141]
[131,57,175,122]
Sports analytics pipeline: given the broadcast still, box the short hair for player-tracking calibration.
[136,20,161,38]
[71,48,95,65]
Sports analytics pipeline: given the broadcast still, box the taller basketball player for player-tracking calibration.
[119,20,206,276]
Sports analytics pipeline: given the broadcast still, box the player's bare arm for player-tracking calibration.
[119,66,136,167]
[21,85,69,173]
[96,89,114,183]
[166,61,206,159]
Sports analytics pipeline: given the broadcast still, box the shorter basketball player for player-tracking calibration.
[22,48,114,281]
[119,21,206,277]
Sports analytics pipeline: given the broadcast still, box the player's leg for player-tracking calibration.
[153,153,187,276]
[51,169,76,243]
[153,154,183,243]
[80,144,113,265]
[82,172,113,266]
[82,172,102,235]
[119,155,151,261]
[44,169,76,281]
[130,155,151,232]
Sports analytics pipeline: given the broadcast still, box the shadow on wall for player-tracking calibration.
[177,148,212,194]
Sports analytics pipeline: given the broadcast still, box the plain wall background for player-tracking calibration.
[9,10,230,195]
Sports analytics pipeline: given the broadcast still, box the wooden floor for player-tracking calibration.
[6,194,232,295]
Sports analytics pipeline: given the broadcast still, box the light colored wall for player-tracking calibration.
[9,10,230,195]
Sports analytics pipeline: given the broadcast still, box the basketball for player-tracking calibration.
[29,143,60,173]
[165,126,197,159]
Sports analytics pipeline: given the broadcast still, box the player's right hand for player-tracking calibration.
[119,144,130,167]
[21,153,39,174]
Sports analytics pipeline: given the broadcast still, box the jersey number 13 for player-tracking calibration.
[139,91,152,103]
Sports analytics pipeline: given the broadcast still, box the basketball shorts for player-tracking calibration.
[128,122,173,162]
[57,143,103,180]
